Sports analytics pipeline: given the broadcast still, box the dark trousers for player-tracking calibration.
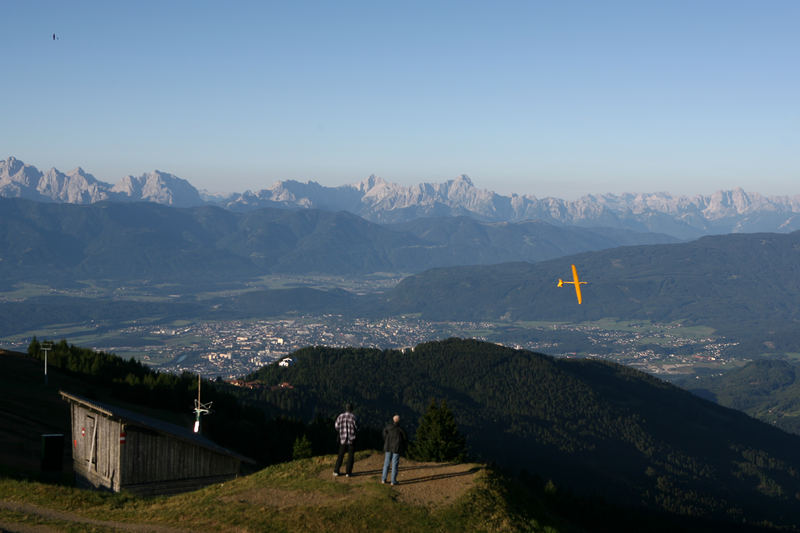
[334,442,355,475]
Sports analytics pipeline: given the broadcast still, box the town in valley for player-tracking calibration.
[1,313,743,383]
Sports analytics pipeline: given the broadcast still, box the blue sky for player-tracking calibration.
[2,1,798,199]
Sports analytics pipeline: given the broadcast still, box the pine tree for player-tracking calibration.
[28,336,40,356]
[410,399,467,462]
[292,434,313,460]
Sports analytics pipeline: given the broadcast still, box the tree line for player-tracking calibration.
[27,338,466,466]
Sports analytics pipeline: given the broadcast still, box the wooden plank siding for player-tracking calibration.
[70,402,122,492]
[121,425,239,485]
[61,391,249,496]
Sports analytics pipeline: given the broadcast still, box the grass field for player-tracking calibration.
[0,452,553,533]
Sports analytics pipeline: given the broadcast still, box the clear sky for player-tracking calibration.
[2,1,798,199]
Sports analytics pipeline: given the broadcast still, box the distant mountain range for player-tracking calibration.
[4,156,800,239]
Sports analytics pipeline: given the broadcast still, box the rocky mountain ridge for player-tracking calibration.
[3,156,799,238]
[0,156,202,207]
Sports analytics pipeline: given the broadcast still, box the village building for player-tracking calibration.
[60,391,252,496]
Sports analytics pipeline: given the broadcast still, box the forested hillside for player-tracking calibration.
[380,231,800,351]
[248,338,800,528]
[5,341,800,531]
[689,359,800,435]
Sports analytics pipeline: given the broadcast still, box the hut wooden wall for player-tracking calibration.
[70,403,121,492]
[66,395,242,496]
[119,425,240,495]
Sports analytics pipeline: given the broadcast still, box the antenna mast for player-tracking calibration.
[193,374,212,433]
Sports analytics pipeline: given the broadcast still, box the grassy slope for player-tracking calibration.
[2,452,784,533]
[0,452,565,533]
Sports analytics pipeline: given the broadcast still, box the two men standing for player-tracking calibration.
[332,404,408,485]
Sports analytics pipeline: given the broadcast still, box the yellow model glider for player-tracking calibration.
[557,264,587,304]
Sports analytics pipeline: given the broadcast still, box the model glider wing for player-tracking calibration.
[571,264,583,304]
[557,264,587,304]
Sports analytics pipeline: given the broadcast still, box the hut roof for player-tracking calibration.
[60,390,254,464]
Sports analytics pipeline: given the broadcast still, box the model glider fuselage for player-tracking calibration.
[557,264,587,304]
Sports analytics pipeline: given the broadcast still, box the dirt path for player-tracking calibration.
[234,454,484,511]
[0,500,187,533]
[321,453,484,509]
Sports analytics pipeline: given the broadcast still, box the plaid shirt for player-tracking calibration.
[335,411,358,444]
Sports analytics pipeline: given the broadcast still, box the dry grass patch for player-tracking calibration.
[318,452,486,509]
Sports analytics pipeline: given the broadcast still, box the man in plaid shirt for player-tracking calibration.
[333,403,358,477]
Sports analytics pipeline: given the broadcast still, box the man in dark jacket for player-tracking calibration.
[381,414,407,485]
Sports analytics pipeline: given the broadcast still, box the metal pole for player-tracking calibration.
[42,342,52,385]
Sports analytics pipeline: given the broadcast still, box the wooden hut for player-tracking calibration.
[60,391,251,496]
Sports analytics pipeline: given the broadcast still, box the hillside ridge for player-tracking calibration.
[248,339,800,528]
[3,344,799,531]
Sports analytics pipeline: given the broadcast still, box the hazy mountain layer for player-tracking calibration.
[4,156,800,238]
[0,197,672,287]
